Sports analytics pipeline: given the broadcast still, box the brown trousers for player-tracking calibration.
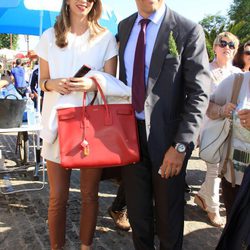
[46,160,102,249]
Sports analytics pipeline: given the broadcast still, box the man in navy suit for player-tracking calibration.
[118,1,210,249]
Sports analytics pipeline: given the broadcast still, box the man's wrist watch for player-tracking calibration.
[173,142,187,153]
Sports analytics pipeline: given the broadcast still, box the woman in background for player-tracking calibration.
[233,40,250,72]
[207,71,250,218]
[195,32,241,227]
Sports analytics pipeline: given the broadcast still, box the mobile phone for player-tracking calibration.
[74,65,91,77]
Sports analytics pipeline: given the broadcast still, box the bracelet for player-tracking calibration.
[41,79,50,92]
[218,106,223,118]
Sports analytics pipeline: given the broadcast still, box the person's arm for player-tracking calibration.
[207,101,236,120]
[66,56,118,93]
[160,24,211,179]
[39,57,71,95]
[0,73,9,88]
[207,74,236,120]
[174,24,211,144]
[103,56,117,76]
[10,70,15,84]
[0,80,8,89]
[30,70,37,93]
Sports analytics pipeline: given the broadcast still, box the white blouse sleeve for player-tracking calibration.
[34,28,52,62]
[103,31,118,62]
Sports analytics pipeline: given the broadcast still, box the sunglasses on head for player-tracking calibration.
[244,51,250,56]
[218,40,235,50]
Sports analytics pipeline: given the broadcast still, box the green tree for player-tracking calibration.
[228,0,250,42]
[199,14,227,33]
[200,13,249,61]
[199,14,226,61]
[0,34,18,50]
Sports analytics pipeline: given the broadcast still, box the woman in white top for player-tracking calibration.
[35,0,118,249]
[195,32,241,227]
[207,71,250,219]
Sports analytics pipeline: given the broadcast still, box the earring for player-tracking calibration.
[65,4,69,16]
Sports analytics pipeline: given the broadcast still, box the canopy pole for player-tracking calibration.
[39,10,44,37]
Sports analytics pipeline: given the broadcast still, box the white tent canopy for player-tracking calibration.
[0,48,20,60]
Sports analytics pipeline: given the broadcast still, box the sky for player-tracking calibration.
[103,0,233,22]
[18,0,233,51]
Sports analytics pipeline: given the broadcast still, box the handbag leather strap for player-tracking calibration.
[220,73,244,187]
[81,77,113,154]
[82,77,112,124]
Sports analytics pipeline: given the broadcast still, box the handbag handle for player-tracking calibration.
[230,73,244,105]
[82,76,112,126]
[220,73,244,186]
[80,77,112,156]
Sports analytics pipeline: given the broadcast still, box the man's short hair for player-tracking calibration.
[16,59,22,65]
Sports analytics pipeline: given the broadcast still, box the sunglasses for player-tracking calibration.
[244,51,250,56]
[218,40,235,50]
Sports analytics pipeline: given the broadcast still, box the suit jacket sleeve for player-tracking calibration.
[175,24,210,145]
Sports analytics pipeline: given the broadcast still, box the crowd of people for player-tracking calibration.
[0,58,40,102]
[1,0,250,250]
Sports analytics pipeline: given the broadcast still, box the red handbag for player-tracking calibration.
[57,78,140,169]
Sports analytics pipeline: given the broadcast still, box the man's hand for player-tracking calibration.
[159,146,185,179]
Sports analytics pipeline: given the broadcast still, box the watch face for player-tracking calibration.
[177,143,186,153]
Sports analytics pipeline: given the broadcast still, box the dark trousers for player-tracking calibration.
[16,86,27,97]
[221,177,240,220]
[217,167,250,250]
[122,120,189,250]
[111,181,126,211]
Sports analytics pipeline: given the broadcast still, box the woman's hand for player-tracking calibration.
[238,109,250,130]
[207,102,236,120]
[220,102,236,118]
[66,77,97,92]
[45,78,71,95]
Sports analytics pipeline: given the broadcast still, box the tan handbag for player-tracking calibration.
[199,73,244,166]
[199,118,231,164]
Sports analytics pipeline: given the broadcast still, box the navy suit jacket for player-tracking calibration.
[118,5,211,168]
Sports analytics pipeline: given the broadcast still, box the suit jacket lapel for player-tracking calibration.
[147,6,177,96]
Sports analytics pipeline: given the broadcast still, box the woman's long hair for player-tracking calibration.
[54,0,105,48]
